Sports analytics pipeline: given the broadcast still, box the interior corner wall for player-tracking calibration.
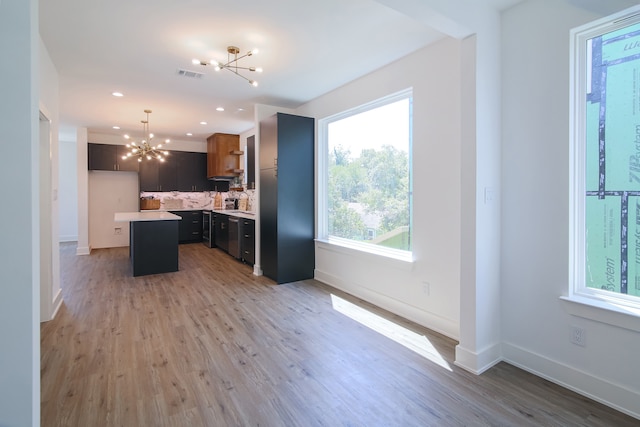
[39,35,62,322]
[501,0,640,418]
[76,128,90,254]
[456,33,480,367]
[455,4,504,375]
[371,0,505,372]
[296,37,463,339]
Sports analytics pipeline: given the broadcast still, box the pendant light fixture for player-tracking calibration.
[193,46,263,87]
[122,109,170,162]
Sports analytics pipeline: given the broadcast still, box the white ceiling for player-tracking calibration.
[40,0,524,142]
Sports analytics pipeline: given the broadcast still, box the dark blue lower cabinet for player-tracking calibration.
[130,220,179,276]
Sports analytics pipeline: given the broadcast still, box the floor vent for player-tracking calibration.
[176,69,204,79]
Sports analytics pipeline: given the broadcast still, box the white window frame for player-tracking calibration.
[565,5,640,331]
[317,89,414,263]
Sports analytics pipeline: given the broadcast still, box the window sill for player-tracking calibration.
[315,238,414,271]
[559,295,640,332]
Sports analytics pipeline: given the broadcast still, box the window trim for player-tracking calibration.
[315,238,414,272]
[318,88,414,261]
[567,5,640,327]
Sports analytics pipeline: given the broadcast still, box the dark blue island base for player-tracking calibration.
[129,220,179,277]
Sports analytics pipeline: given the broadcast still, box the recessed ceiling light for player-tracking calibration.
[186,132,193,136]
[216,107,224,112]
[112,92,124,97]
[112,126,120,130]
[237,108,245,112]
[200,121,207,125]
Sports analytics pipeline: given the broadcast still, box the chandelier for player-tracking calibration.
[193,46,263,87]
[122,110,170,162]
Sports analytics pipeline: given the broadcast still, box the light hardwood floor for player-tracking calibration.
[41,242,638,426]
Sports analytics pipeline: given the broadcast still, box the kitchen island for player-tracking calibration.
[114,211,181,276]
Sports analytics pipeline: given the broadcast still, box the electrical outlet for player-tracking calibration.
[571,326,586,347]
[484,187,496,204]
[421,281,430,295]
[114,227,122,235]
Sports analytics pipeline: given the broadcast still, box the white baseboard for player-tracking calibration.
[503,342,640,420]
[76,246,90,255]
[40,288,64,323]
[454,342,502,374]
[59,235,78,243]
[50,288,63,320]
[253,264,262,276]
[314,268,459,340]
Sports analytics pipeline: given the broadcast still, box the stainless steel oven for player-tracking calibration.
[202,210,213,247]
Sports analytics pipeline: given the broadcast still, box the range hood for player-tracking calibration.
[207,176,233,181]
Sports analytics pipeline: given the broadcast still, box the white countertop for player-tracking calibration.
[115,211,182,222]
[138,208,256,220]
[140,208,202,212]
[209,209,256,220]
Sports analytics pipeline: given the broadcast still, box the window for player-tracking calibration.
[571,6,640,310]
[319,89,412,258]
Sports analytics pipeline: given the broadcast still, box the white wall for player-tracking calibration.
[501,0,640,418]
[59,139,79,242]
[89,171,139,249]
[0,0,40,425]
[76,128,90,254]
[297,37,463,339]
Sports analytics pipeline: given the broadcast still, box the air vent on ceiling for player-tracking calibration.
[176,69,204,79]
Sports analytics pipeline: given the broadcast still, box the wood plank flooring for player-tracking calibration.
[41,242,638,426]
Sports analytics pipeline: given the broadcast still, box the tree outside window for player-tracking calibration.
[325,94,412,252]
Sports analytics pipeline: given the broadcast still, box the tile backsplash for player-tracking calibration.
[140,189,256,211]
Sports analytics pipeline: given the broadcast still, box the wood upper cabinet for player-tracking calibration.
[88,143,139,172]
[207,133,241,178]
